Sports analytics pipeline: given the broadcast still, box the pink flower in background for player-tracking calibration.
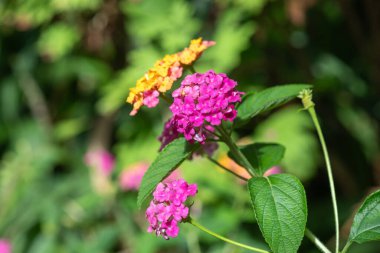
[120,162,181,191]
[146,179,197,239]
[264,166,282,177]
[85,149,115,176]
[119,162,149,191]
[0,240,11,253]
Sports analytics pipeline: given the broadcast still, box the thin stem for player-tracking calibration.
[305,228,332,253]
[160,93,173,105]
[216,125,256,177]
[207,156,248,181]
[188,217,270,253]
[189,66,197,74]
[205,138,223,143]
[340,241,352,253]
[203,126,222,139]
[308,107,340,253]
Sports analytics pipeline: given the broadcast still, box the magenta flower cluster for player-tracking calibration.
[146,179,197,239]
[170,70,243,143]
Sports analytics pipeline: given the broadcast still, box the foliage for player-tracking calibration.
[248,174,307,253]
[0,0,379,252]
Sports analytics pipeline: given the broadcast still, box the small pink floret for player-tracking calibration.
[143,90,160,108]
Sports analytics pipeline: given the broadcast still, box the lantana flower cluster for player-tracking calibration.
[169,70,244,143]
[127,38,215,115]
[146,179,197,239]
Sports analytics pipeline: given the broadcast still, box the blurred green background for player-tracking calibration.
[0,0,379,252]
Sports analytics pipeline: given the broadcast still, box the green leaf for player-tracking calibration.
[137,138,198,208]
[248,174,307,253]
[242,143,285,175]
[236,84,312,124]
[228,143,285,175]
[348,190,380,244]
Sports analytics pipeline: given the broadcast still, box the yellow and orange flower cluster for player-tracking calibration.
[127,38,215,115]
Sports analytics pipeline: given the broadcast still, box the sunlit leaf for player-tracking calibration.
[137,138,198,208]
[236,84,312,125]
[248,174,307,253]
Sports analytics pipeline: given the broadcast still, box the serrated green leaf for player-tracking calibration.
[228,143,285,175]
[137,138,198,208]
[236,84,312,124]
[348,190,380,244]
[248,174,307,253]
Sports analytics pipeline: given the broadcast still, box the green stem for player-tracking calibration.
[308,106,339,253]
[216,125,256,177]
[340,241,352,253]
[160,93,173,104]
[188,217,270,253]
[189,65,197,74]
[305,228,332,253]
[207,156,248,181]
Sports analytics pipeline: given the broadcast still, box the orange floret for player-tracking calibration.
[178,38,216,65]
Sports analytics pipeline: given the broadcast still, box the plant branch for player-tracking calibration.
[305,228,332,253]
[299,89,340,253]
[160,93,173,105]
[188,217,269,253]
[340,241,352,253]
[189,65,197,74]
[216,125,256,177]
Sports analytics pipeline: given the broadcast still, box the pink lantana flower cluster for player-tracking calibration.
[146,179,197,239]
[170,70,244,143]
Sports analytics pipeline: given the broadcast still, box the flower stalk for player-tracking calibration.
[216,125,256,177]
[305,228,332,253]
[188,217,270,253]
[340,241,352,253]
[299,89,340,253]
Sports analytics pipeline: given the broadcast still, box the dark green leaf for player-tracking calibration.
[248,174,307,253]
[228,143,285,175]
[348,190,380,244]
[137,138,198,208]
[236,84,312,125]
